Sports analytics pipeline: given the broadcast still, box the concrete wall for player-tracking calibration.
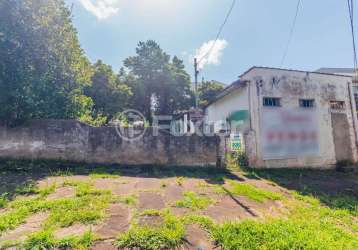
[0,120,219,166]
[242,67,358,168]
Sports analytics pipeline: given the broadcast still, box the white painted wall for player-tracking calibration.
[205,87,249,133]
[242,67,358,168]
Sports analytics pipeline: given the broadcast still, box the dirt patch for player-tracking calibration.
[46,186,75,200]
[95,204,130,240]
[163,184,184,203]
[181,225,216,250]
[204,196,256,223]
[112,182,138,196]
[0,212,49,242]
[54,224,91,239]
[138,192,165,211]
[134,178,161,190]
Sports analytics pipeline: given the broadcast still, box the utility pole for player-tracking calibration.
[194,58,199,109]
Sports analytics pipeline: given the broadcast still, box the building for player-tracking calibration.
[205,66,358,168]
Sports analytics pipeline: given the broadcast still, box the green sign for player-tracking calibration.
[230,134,242,151]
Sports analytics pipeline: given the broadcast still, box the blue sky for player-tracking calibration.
[67,0,354,84]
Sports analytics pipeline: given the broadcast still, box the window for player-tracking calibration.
[299,99,315,108]
[330,101,345,110]
[263,97,281,107]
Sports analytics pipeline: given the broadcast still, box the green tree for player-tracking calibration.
[0,0,92,125]
[85,60,132,120]
[124,40,194,121]
[198,80,225,107]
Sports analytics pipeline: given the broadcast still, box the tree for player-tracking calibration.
[0,0,93,125]
[124,40,194,121]
[198,80,225,108]
[85,60,132,120]
[155,56,194,115]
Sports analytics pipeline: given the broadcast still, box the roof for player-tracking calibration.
[240,66,353,78]
[204,79,248,108]
[315,68,356,76]
[205,66,353,109]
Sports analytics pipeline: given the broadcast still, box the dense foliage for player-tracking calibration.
[0,0,93,125]
[0,1,223,126]
[198,80,225,108]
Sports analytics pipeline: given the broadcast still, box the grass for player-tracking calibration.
[212,218,358,250]
[116,210,185,250]
[22,230,95,250]
[216,180,283,203]
[114,194,138,206]
[0,193,8,208]
[175,191,214,211]
[0,180,112,236]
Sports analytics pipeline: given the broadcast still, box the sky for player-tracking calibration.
[66,0,354,84]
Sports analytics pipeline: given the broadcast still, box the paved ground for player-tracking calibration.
[0,164,357,249]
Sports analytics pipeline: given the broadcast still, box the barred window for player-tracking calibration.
[299,99,315,108]
[263,97,281,107]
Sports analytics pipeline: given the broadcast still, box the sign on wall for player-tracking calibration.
[261,108,319,160]
[230,133,242,151]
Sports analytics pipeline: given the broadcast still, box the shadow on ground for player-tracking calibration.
[243,167,358,214]
[0,158,244,200]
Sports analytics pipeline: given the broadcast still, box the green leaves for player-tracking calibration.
[0,0,92,125]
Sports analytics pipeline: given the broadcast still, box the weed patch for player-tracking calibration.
[216,181,282,203]
[175,191,213,211]
[114,194,138,206]
[117,211,185,250]
[22,230,95,250]
[212,218,358,250]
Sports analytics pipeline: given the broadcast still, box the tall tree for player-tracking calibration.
[0,0,92,125]
[198,80,225,108]
[124,40,194,120]
[85,60,132,120]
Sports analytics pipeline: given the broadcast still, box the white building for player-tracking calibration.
[205,66,358,168]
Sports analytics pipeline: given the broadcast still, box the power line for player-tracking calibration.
[347,0,358,75]
[197,0,237,65]
[280,0,302,67]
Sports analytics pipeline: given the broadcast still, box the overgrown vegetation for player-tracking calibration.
[215,180,282,203]
[116,210,185,250]
[212,218,357,250]
[175,191,214,211]
[0,179,112,248]
[22,230,95,250]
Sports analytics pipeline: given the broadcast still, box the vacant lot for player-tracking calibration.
[0,160,357,250]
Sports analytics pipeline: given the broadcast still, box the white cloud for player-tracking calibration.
[78,0,120,19]
[192,39,228,69]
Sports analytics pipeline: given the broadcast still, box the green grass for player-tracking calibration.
[0,180,112,236]
[15,181,39,195]
[22,230,95,250]
[0,193,9,208]
[175,191,214,211]
[216,180,282,203]
[114,194,138,206]
[212,218,357,250]
[116,211,185,250]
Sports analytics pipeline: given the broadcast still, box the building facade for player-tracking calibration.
[205,67,358,168]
